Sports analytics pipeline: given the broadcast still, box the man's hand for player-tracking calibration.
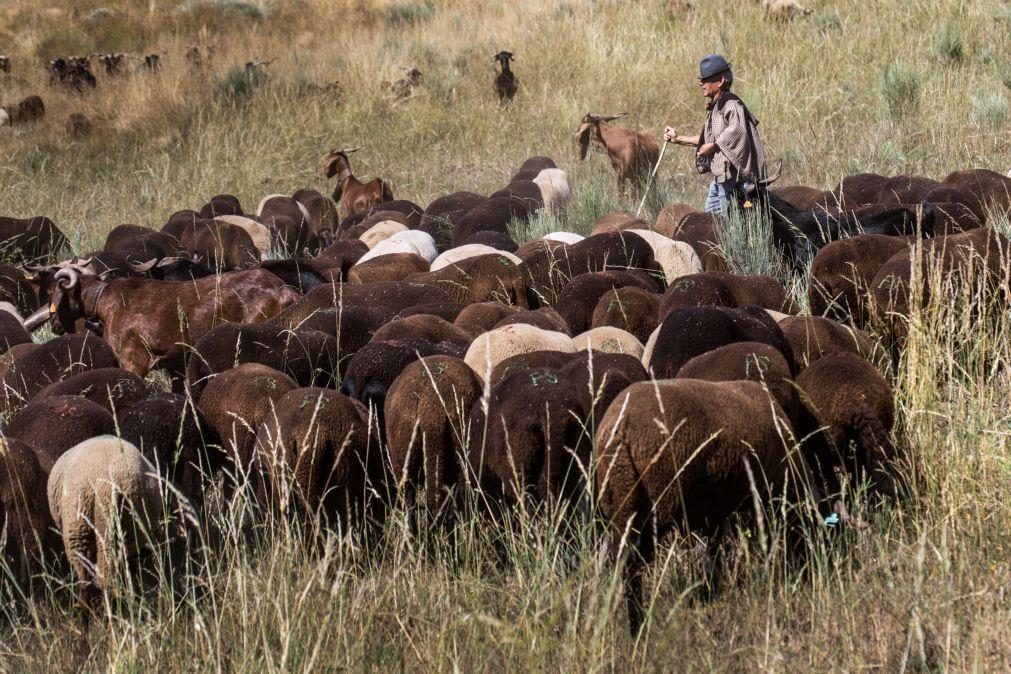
[663,126,678,143]
[697,142,718,157]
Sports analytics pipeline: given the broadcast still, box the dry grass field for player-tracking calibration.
[2,0,1010,671]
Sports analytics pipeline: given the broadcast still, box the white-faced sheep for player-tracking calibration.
[47,435,165,618]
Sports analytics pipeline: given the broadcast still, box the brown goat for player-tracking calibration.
[575,113,659,193]
[321,146,394,219]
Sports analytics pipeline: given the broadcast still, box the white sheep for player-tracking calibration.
[48,435,165,611]
[572,326,644,359]
[0,301,23,324]
[431,243,523,271]
[359,221,409,249]
[213,215,272,259]
[388,230,437,261]
[641,325,662,370]
[256,194,312,222]
[464,323,575,378]
[627,229,702,283]
[533,168,572,214]
[0,108,9,127]
[541,231,585,245]
[356,237,423,264]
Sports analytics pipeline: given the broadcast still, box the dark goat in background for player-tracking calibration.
[493,51,517,104]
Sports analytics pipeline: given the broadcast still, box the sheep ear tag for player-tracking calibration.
[743,198,753,209]
[48,303,56,314]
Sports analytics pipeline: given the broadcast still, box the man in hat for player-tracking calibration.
[664,54,767,214]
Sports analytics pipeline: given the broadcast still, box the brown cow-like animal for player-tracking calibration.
[575,112,659,194]
[321,147,394,219]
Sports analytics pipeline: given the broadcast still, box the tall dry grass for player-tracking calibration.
[1,0,1010,670]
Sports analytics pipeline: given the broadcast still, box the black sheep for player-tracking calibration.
[658,271,796,320]
[6,395,115,464]
[32,367,147,414]
[591,286,660,344]
[556,270,660,335]
[0,436,59,591]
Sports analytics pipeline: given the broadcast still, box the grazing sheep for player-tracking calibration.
[48,436,165,617]
[460,230,519,253]
[595,379,796,633]
[464,323,574,378]
[200,194,244,219]
[388,230,438,261]
[7,395,115,463]
[676,341,799,422]
[0,215,68,264]
[493,307,571,335]
[942,168,1011,219]
[493,50,518,104]
[65,112,92,137]
[532,168,571,214]
[371,314,472,347]
[1,333,118,415]
[575,112,660,193]
[571,326,643,358]
[1,437,60,590]
[489,181,544,213]
[385,356,482,512]
[0,310,31,351]
[197,363,298,485]
[420,191,486,250]
[119,393,224,507]
[293,189,339,235]
[654,203,698,237]
[796,353,898,501]
[489,350,580,387]
[807,234,913,324]
[0,263,40,315]
[104,223,185,262]
[556,270,661,335]
[778,316,876,372]
[659,271,796,319]
[180,219,261,270]
[591,286,660,344]
[542,231,584,245]
[454,301,522,334]
[214,215,272,258]
[833,172,888,208]
[771,185,833,211]
[627,229,703,284]
[254,388,381,523]
[33,367,147,413]
[360,220,409,249]
[258,258,328,294]
[370,199,425,229]
[431,244,522,271]
[561,351,648,422]
[666,212,727,272]
[648,305,794,378]
[186,323,339,399]
[452,196,531,247]
[349,252,430,284]
[407,253,530,307]
[398,302,467,323]
[272,282,450,329]
[590,212,648,235]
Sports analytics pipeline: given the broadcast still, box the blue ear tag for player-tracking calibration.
[824,512,841,528]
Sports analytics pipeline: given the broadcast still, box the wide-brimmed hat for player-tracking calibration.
[699,54,732,80]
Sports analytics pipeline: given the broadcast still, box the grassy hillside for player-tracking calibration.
[2,0,1011,670]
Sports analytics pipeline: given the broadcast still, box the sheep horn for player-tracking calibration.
[128,258,159,273]
[758,159,783,186]
[54,267,80,289]
[23,263,54,274]
[24,306,51,331]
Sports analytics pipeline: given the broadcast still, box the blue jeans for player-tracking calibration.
[704,179,736,214]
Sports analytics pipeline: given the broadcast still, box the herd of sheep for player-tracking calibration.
[1,145,1010,633]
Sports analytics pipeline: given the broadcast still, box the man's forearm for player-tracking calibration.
[675,134,700,146]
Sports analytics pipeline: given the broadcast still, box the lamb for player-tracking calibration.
[777,316,876,372]
[48,436,165,618]
[254,388,380,524]
[463,323,575,378]
[431,244,522,271]
[626,229,703,284]
[385,356,482,513]
[796,353,898,502]
[647,305,794,378]
[590,286,661,344]
[594,379,796,633]
[6,395,115,464]
[1,437,60,590]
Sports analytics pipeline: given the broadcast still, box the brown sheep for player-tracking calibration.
[385,356,482,513]
[451,196,531,247]
[942,168,1011,219]
[591,286,661,344]
[397,302,468,323]
[833,172,888,207]
[658,271,796,320]
[648,305,794,378]
[676,341,799,422]
[371,314,473,347]
[493,307,571,335]
[199,195,244,219]
[595,379,797,633]
[489,350,580,387]
[197,363,298,490]
[589,212,649,235]
[796,352,898,502]
[270,282,451,329]
[1,437,60,590]
[254,388,381,524]
[32,367,148,413]
[666,212,727,271]
[419,191,485,251]
[771,185,834,211]
[406,253,530,308]
[0,262,40,315]
[461,230,519,253]
[454,301,521,334]
[654,203,698,237]
[575,112,659,193]
[778,316,876,373]
[6,395,115,464]
[348,252,430,284]
[556,270,661,335]
[0,310,32,351]
[807,234,913,324]
[0,215,68,264]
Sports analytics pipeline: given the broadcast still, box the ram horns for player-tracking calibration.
[24,306,50,331]
[127,258,159,273]
[758,158,783,186]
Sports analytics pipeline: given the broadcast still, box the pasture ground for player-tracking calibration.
[1,0,1010,670]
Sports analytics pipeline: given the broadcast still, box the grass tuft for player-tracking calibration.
[970,91,1009,131]
[933,21,965,65]
[384,0,436,28]
[880,64,921,120]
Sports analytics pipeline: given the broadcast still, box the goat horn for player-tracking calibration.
[54,267,80,289]
[128,258,159,273]
[23,263,53,274]
[602,112,628,122]
[758,159,783,186]
[339,146,362,154]
[24,306,51,332]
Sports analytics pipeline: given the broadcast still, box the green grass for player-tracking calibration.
[1,0,1010,669]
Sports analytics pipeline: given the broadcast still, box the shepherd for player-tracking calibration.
[664,54,771,214]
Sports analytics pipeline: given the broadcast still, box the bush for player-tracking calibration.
[933,22,965,65]
[212,65,268,104]
[881,64,920,120]
[970,92,1009,131]
[384,0,435,27]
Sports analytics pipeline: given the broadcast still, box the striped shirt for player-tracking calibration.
[703,93,766,184]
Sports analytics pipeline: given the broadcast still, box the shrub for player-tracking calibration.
[933,22,965,65]
[970,92,1009,131]
[881,64,920,119]
[384,0,435,28]
[212,65,268,104]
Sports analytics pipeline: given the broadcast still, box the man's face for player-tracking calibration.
[699,74,725,99]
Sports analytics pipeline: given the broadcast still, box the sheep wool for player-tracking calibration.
[463,323,575,379]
